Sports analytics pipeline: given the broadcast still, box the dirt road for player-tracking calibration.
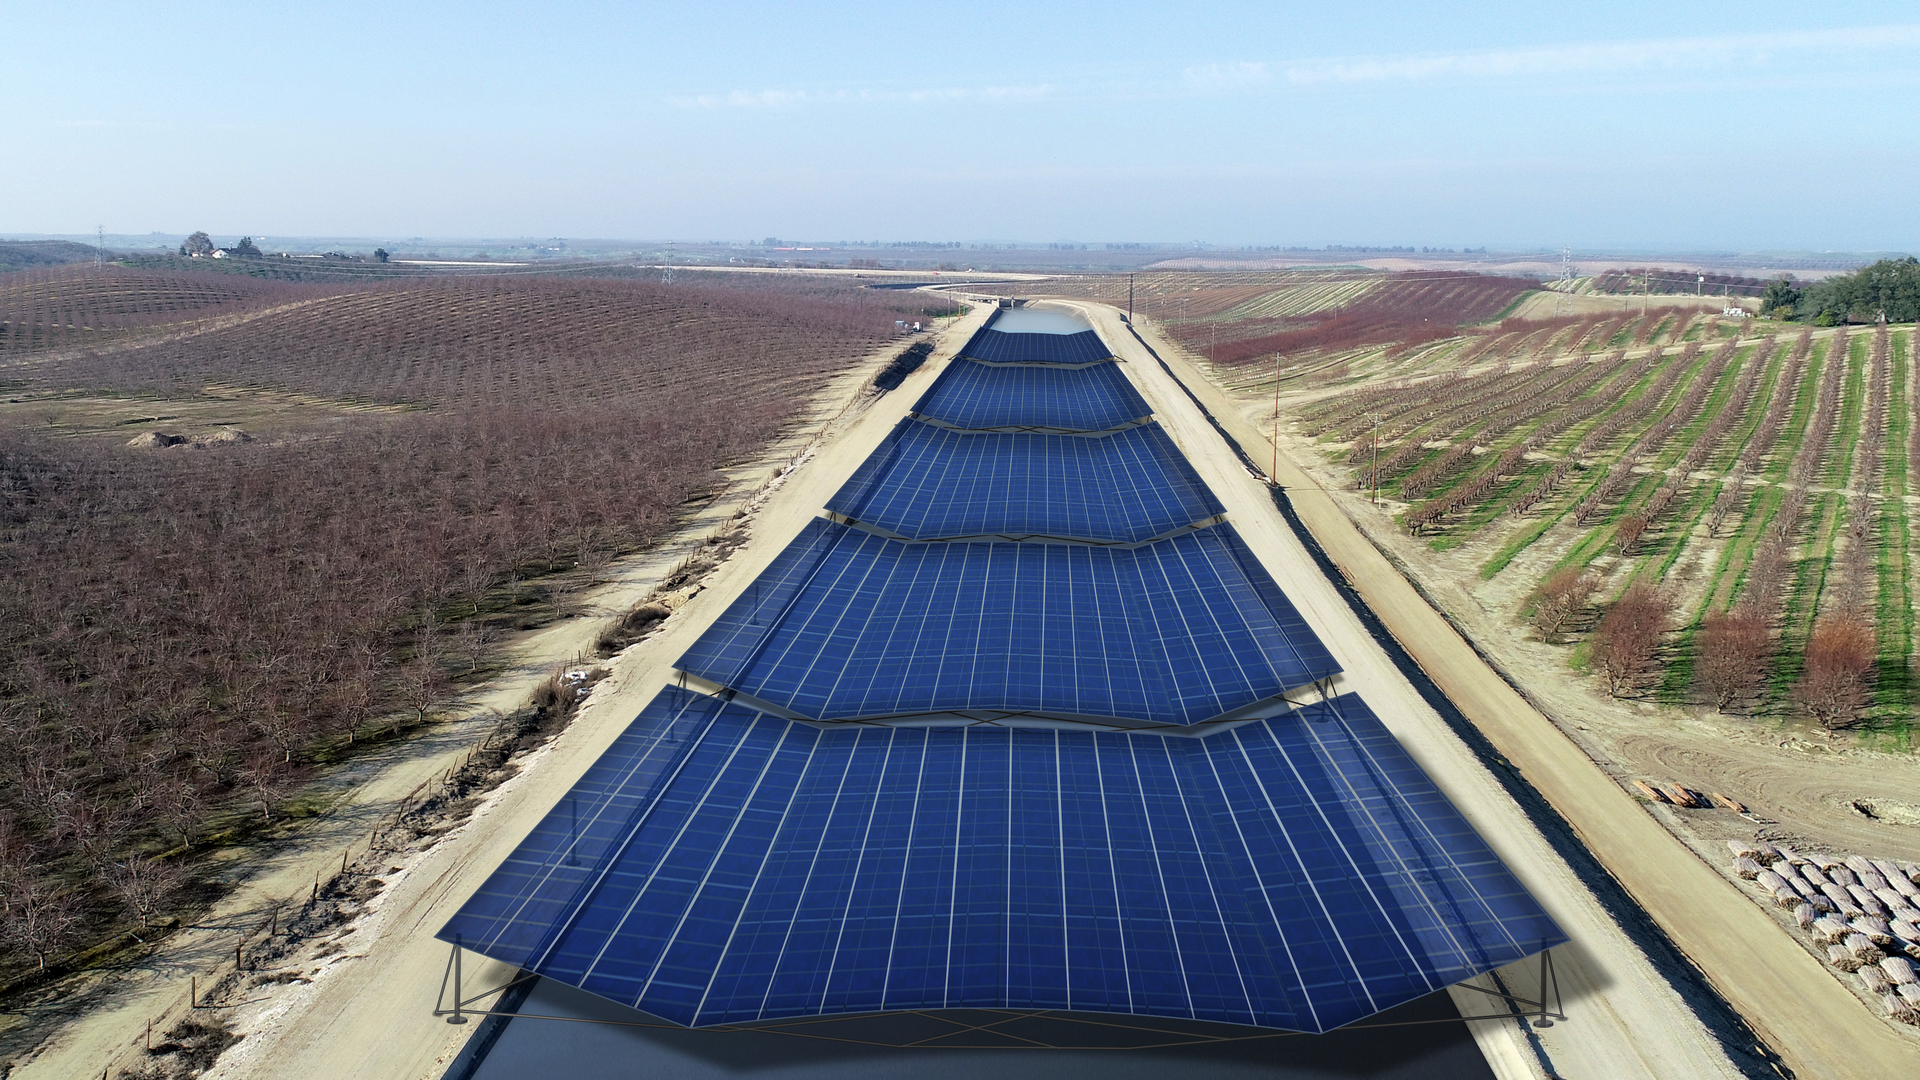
[1096,307,1919,1078]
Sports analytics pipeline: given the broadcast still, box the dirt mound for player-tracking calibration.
[194,428,253,447]
[126,430,185,449]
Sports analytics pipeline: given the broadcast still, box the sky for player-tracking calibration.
[5,1,1918,251]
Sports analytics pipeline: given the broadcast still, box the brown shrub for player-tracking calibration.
[1694,610,1771,713]
[1796,616,1876,729]
[1590,582,1673,697]
[1530,566,1598,643]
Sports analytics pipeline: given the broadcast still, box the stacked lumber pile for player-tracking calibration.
[1728,839,1920,1025]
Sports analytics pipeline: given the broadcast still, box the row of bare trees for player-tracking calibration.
[1526,328,1888,727]
[1612,337,1754,554]
[0,266,296,355]
[1799,325,1893,727]
[1570,343,1713,526]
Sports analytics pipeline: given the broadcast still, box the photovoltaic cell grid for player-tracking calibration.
[437,686,1565,1033]
[827,421,1224,545]
[958,327,1113,365]
[912,359,1151,433]
[675,518,1339,727]
[441,319,1567,1040]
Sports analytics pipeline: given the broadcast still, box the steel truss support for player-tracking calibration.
[1452,947,1567,1027]
[430,942,1569,1036]
[435,941,537,1026]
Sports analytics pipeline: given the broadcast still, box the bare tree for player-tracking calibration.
[455,620,493,675]
[237,750,293,824]
[105,854,183,929]
[1706,465,1746,537]
[154,776,207,849]
[1796,616,1875,729]
[396,619,452,728]
[1,870,84,971]
[1530,566,1598,643]
[1694,610,1770,713]
[1591,582,1673,697]
[1614,511,1651,556]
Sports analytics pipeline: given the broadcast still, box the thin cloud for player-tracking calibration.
[1284,25,1920,85]
[669,83,1053,110]
[1184,62,1274,92]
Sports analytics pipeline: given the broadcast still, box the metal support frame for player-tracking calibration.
[435,940,539,1026]
[1451,948,1566,1028]
[431,942,1567,1038]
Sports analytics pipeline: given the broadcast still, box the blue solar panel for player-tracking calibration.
[675,519,1340,728]
[959,328,1113,365]
[912,360,1151,433]
[438,687,1565,1033]
[438,314,1568,1042]
[826,421,1223,545]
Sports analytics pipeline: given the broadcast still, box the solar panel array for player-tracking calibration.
[676,520,1335,727]
[958,326,1113,365]
[912,359,1151,433]
[440,687,1563,1033]
[827,421,1223,544]
[440,322,1565,1035]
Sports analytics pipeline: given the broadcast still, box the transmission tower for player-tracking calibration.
[97,224,105,267]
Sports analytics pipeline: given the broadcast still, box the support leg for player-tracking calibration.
[447,941,469,1025]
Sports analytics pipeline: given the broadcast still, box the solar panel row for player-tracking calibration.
[675,519,1338,728]
[438,687,1563,1033]
[958,327,1113,365]
[911,359,1151,433]
[827,421,1224,545]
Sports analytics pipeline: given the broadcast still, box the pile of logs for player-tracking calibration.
[1729,839,1920,1025]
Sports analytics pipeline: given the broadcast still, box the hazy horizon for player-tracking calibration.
[7,1,1918,250]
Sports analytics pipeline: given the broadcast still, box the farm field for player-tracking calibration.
[1116,271,1920,834]
[0,263,941,1000]
[1016,270,1919,767]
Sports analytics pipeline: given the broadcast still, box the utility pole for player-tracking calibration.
[1271,351,1282,485]
[1555,246,1572,317]
[1369,411,1381,505]
[1127,274,1134,323]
